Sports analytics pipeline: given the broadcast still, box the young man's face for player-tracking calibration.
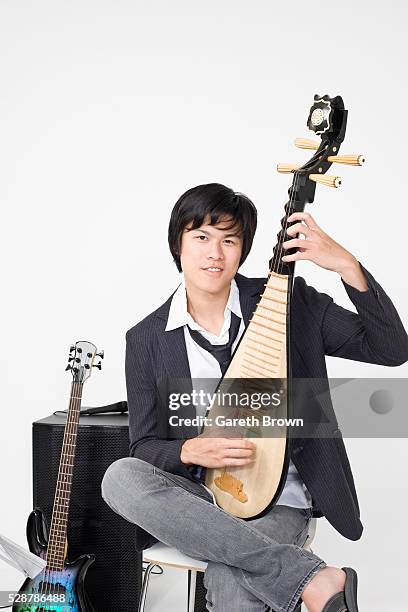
[180,216,243,295]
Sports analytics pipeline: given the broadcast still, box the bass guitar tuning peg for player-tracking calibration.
[96,350,104,359]
[309,174,342,188]
[93,362,102,370]
[69,345,75,353]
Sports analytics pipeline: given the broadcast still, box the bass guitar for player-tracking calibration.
[13,341,103,612]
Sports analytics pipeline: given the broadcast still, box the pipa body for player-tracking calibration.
[203,271,292,519]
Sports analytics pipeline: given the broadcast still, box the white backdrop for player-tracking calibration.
[0,1,407,609]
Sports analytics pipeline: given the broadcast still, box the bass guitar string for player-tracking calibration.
[39,380,82,607]
[46,381,82,607]
[39,380,77,605]
[43,382,81,608]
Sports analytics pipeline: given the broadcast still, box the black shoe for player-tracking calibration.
[321,567,358,612]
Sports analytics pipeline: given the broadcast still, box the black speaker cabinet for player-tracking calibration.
[32,411,142,612]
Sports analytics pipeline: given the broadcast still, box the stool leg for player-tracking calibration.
[138,562,157,612]
[187,569,197,612]
[187,569,191,612]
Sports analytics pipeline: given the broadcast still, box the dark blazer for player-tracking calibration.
[125,265,408,550]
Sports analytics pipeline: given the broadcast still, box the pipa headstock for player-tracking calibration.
[271,94,365,274]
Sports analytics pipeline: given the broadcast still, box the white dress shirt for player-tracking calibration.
[166,274,312,509]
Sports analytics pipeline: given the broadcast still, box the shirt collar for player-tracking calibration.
[165,273,242,332]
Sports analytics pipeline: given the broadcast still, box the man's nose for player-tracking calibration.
[207,241,224,259]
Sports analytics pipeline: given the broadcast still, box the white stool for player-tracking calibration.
[138,517,317,612]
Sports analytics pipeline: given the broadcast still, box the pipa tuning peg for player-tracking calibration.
[327,154,365,166]
[294,138,320,150]
[277,163,300,173]
[309,174,341,188]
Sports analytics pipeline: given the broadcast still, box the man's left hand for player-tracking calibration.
[281,212,368,291]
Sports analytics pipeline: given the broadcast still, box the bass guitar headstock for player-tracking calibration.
[65,341,104,383]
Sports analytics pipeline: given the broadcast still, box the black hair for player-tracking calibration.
[168,183,257,272]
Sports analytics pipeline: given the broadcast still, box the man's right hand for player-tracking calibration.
[180,435,256,468]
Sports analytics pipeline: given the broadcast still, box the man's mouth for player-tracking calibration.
[202,266,223,273]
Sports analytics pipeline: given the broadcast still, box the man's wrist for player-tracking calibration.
[180,440,193,465]
[338,257,369,292]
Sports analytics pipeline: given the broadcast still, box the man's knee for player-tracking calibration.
[101,457,154,504]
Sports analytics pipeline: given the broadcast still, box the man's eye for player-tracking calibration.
[196,235,207,241]
[224,239,235,245]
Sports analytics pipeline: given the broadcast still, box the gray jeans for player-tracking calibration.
[101,457,327,612]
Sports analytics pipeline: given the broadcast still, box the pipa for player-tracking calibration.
[202,94,364,518]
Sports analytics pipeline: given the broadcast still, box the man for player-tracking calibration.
[101,183,408,612]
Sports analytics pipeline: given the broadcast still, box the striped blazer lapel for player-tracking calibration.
[155,298,195,438]
[154,293,191,380]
